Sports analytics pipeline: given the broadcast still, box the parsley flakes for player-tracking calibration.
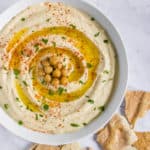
[22,80,28,86]
[21,18,25,21]
[87,99,94,104]
[48,90,54,95]
[98,106,105,111]
[43,104,49,111]
[52,41,56,48]
[79,80,84,84]
[4,104,9,110]
[69,24,76,29]
[41,38,48,44]
[13,69,20,76]
[103,70,109,74]
[86,63,92,68]
[104,40,109,43]
[0,86,2,89]
[94,32,100,37]
[46,18,50,22]
[57,87,66,95]
[34,44,39,52]
[35,114,38,120]
[18,120,23,125]
[70,123,80,127]
[91,17,95,21]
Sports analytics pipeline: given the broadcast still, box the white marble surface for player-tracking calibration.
[0,0,150,149]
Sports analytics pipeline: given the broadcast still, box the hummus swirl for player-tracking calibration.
[0,2,116,133]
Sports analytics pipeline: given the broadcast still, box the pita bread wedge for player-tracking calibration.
[125,91,150,126]
[29,144,61,150]
[61,143,81,150]
[133,132,150,150]
[29,143,81,150]
[96,114,137,150]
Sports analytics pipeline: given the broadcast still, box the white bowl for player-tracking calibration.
[0,0,128,145]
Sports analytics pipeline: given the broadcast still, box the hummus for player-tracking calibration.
[0,2,116,133]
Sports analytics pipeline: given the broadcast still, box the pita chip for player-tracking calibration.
[96,114,137,150]
[133,132,150,150]
[125,91,150,126]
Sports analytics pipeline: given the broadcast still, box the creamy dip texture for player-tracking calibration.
[0,2,116,133]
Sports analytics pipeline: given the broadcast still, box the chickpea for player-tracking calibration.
[38,69,45,76]
[44,66,53,74]
[42,60,50,67]
[51,78,60,87]
[44,74,51,82]
[61,68,68,77]
[52,69,61,78]
[60,77,68,86]
[56,63,63,69]
[50,56,59,66]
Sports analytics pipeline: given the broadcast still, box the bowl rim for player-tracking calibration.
[0,0,128,145]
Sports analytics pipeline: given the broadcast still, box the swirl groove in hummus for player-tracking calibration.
[0,2,116,133]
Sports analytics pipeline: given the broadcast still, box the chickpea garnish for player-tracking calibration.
[51,78,60,87]
[56,63,63,69]
[60,77,68,86]
[38,69,45,76]
[44,74,51,82]
[61,68,68,77]
[44,66,53,74]
[50,56,59,66]
[52,69,61,78]
[42,60,50,66]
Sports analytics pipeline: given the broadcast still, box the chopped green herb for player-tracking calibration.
[86,63,92,68]
[20,50,24,55]
[91,17,95,21]
[57,87,65,95]
[65,99,69,102]
[103,70,109,74]
[87,99,94,104]
[94,32,100,37]
[16,97,20,101]
[83,122,87,126]
[63,58,66,62]
[98,106,105,111]
[43,104,49,111]
[18,120,23,125]
[104,40,109,43]
[29,66,34,73]
[22,80,28,86]
[13,69,20,76]
[41,38,48,44]
[4,104,9,110]
[108,78,113,81]
[85,95,90,98]
[34,44,39,52]
[46,18,50,22]
[3,66,7,70]
[21,18,25,21]
[48,90,54,95]
[39,114,43,117]
[52,41,56,48]
[35,114,38,120]
[102,80,106,83]
[70,123,79,127]
[69,24,76,29]
[93,107,96,111]
[61,36,66,40]
[0,86,2,89]
[41,79,46,85]
[79,80,84,84]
